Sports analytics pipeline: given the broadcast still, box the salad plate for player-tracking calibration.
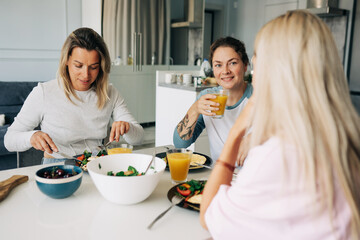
[167,180,207,212]
[156,152,212,172]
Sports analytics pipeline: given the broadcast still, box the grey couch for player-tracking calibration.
[0,81,43,170]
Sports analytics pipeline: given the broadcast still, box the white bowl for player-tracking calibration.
[87,153,166,205]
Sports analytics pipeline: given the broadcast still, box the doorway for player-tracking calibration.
[203,5,224,61]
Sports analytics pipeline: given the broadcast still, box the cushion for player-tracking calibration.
[0,114,4,126]
[0,81,39,106]
[0,81,39,124]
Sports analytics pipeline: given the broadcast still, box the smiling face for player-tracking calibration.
[212,46,247,91]
[67,47,100,91]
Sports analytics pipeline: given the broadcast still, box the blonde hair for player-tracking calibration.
[57,27,111,109]
[250,10,360,238]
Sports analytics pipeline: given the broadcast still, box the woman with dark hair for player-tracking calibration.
[173,36,253,161]
[5,27,144,164]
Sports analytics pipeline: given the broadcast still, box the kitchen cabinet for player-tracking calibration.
[110,65,200,124]
[264,0,298,23]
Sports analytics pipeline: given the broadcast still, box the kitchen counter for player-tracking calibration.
[0,146,211,240]
[158,82,216,92]
[155,70,211,155]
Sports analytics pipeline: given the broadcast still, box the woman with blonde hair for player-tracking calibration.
[5,27,144,163]
[200,10,360,239]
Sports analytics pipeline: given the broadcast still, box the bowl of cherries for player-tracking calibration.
[35,165,83,199]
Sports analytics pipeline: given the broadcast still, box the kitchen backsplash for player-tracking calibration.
[188,28,203,65]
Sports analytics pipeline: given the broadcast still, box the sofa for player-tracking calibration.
[0,81,44,170]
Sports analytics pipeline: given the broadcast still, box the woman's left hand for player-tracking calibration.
[109,121,130,142]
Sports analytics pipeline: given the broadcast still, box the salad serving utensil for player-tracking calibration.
[147,194,184,229]
[144,148,156,175]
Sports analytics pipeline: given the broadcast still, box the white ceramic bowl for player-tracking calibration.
[87,153,166,205]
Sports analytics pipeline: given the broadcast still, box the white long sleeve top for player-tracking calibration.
[4,79,144,157]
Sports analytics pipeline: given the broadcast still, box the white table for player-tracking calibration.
[0,147,212,240]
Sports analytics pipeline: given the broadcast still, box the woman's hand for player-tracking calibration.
[192,94,219,116]
[176,94,218,141]
[109,121,130,142]
[30,131,58,153]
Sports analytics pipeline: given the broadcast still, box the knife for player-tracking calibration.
[56,152,82,163]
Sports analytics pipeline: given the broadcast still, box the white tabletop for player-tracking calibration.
[0,147,212,240]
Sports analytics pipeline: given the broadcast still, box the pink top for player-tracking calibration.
[205,137,352,240]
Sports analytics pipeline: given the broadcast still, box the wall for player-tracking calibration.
[82,0,102,35]
[235,0,355,62]
[0,0,103,83]
[234,0,265,57]
[0,0,82,82]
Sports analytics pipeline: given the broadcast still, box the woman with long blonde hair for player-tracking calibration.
[200,10,360,239]
[5,27,144,163]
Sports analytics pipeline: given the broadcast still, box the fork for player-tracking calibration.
[147,194,183,229]
[97,141,112,151]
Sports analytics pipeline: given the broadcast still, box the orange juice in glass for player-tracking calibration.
[166,148,192,184]
[210,89,229,119]
[107,143,133,155]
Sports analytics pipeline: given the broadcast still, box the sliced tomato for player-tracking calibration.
[177,187,191,196]
[77,155,85,161]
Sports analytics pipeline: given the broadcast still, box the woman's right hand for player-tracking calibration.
[191,93,218,117]
[30,131,58,153]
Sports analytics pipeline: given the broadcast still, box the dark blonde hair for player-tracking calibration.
[57,27,111,109]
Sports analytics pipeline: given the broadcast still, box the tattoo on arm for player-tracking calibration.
[177,114,197,140]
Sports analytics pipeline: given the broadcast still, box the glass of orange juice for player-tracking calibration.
[166,148,192,184]
[210,89,229,119]
[107,142,133,155]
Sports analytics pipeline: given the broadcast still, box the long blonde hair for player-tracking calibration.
[250,10,360,238]
[57,27,111,109]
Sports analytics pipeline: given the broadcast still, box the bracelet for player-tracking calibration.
[216,160,235,172]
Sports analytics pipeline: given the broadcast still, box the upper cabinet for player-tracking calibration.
[102,0,205,67]
[170,0,205,65]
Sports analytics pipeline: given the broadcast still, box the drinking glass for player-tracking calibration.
[210,89,229,119]
[107,142,133,155]
[166,148,192,184]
